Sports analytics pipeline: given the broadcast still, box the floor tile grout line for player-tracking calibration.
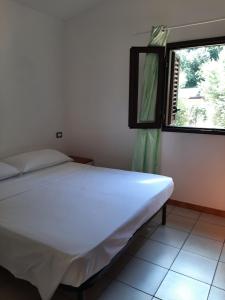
[99,207,225,299]
[136,236,222,264]
[98,214,164,299]
[169,269,214,286]
[117,217,180,299]
[163,223,194,234]
[134,229,222,267]
[155,211,210,298]
[201,222,225,228]
[189,232,225,243]
[180,212,224,262]
[199,214,225,228]
[151,209,223,298]
[193,220,225,229]
[131,255,170,270]
[139,234,183,250]
[162,211,225,299]
[130,246,222,289]
[125,252,168,271]
[179,247,221,262]
[212,283,225,292]
[153,216,193,298]
[184,211,205,241]
[169,212,200,222]
[174,211,217,296]
[217,239,225,260]
[189,211,206,236]
[133,210,218,298]
[186,232,225,244]
[143,225,188,249]
[163,208,212,296]
[171,212,219,300]
[132,212,205,261]
[190,211,225,242]
[207,239,225,299]
[133,246,220,275]
[113,267,215,300]
[149,237,184,249]
[207,285,213,299]
[115,278,154,297]
[143,208,189,244]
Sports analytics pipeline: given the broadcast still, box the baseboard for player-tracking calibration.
[168,199,225,218]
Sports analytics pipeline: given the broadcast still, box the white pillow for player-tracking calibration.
[0,162,20,180]
[3,149,72,174]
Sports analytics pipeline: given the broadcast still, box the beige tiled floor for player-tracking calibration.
[2,205,225,300]
[208,286,225,300]
[99,205,225,300]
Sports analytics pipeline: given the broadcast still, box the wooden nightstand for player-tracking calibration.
[69,155,94,165]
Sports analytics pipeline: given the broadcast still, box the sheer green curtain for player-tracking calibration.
[132,26,169,173]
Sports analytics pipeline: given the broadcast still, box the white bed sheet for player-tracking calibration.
[0,162,173,300]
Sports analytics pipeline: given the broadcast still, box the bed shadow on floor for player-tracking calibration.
[0,252,133,300]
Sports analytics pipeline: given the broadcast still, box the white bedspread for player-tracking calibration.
[0,162,173,300]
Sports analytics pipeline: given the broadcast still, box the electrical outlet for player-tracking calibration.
[56,132,63,139]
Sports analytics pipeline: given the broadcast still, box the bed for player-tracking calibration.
[0,153,174,300]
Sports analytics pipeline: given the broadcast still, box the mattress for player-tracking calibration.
[0,162,173,300]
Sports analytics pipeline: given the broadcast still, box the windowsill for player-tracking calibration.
[162,125,225,136]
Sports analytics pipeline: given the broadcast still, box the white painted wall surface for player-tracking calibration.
[65,0,225,210]
[0,0,65,157]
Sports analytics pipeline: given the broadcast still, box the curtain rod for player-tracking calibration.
[135,17,225,35]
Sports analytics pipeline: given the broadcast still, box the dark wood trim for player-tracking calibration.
[162,125,225,136]
[163,35,225,135]
[168,199,225,218]
[129,46,166,129]
[167,35,225,51]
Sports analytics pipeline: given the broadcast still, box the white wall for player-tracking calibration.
[65,0,225,210]
[0,0,65,157]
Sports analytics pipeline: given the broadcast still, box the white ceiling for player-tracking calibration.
[12,0,104,20]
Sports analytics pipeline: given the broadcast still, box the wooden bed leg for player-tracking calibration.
[162,203,167,225]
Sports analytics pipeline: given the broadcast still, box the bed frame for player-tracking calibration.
[61,202,167,300]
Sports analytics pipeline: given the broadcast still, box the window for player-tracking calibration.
[129,36,225,135]
[129,47,165,129]
[164,36,225,135]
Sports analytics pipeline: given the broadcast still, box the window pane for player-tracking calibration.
[171,44,225,129]
[138,53,159,123]
[129,46,165,129]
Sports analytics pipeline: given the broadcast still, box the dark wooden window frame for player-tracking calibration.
[129,46,166,129]
[162,35,225,136]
